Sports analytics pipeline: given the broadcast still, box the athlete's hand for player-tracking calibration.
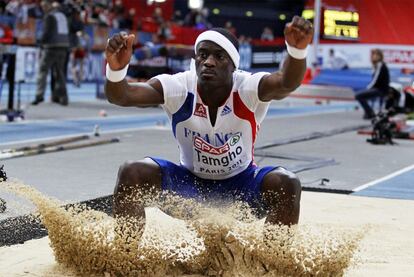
[105,32,135,71]
[284,15,313,49]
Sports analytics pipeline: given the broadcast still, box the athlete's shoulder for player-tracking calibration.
[232,70,251,90]
[158,70,192,82]
[170,70,195,90]
[233,70,270,92]
[154,70,193,90]
[233,69,252,80]
[172,70,192,78]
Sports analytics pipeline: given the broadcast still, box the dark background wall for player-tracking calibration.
[174,0,306,38]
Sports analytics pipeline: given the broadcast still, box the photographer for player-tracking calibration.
[386,83,414,114]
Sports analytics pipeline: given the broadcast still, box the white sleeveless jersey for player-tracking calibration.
[155,70,270,180]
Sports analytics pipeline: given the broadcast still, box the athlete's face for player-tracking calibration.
[195,41,235,84]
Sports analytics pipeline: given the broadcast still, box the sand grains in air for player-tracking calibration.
[1,180,365,276]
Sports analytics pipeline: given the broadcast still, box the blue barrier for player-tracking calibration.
[311,68,408,91]
[311,69,372,91]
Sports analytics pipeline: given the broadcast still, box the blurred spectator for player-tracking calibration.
[99,5,111,27]
[28,2,43,19]
[89,4,100,24]
[7,0,38,45]
[128,33,169,82]
[182,8,211,29]
[355,49,390,119]
[184,10,197,27]
[157,20,173,41]
[111,0,124,29]
[112,0,123,15]
[326,48,348,70]
[71,30,90,87]
[195,8,210,29]
[5,0,20,17]
[11,0,31,24]
[51,0,82,102]
[146,33,162,48]
[0,1,6,14]
[238,35,252,70]
[119,8,135,30]
[172,10,183,26]
[89,3,108,26]
[4,0,37,21]
[67,6,84,49]
[152,7,164,25]
[260,27,274,41]
[78,2,90,23]
[224,21,236,36]
[32,0,69,106]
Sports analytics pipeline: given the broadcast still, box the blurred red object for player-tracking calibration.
[401,68,414,74]
[302,67,319,84]
[405,86,414,94]
[0,24,14,44]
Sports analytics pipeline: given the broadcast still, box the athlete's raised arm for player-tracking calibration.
[104,32,164,107]
[258,16,314,101]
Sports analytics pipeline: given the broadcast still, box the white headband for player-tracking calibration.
[195,30,240,69]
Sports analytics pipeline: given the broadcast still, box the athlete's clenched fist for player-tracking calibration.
[105,32,136,71]
[284,15,313,50]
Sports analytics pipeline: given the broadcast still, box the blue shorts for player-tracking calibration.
[149,157,277,215]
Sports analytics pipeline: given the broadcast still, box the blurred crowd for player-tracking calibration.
[0,0,280,45]
[13,0,208,31]
[0,0,285,107]
[1,0,118,28]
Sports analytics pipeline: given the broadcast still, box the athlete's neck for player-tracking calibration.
[198,81,232,108]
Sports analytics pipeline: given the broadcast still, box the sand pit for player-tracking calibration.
[1,181,413,276]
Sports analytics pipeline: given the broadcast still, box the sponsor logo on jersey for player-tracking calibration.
[195,146,242,167]
[229,134,240,146]
[220,105,232,116]
[194,136,230,155]
[193,133,243,167]
[194,103,207,118]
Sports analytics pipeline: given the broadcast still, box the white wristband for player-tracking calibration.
[106,64,129,82]
[285,41,308,60]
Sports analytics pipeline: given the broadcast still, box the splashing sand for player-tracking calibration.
[1,180,365,276]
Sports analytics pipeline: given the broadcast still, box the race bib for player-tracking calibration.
[192,133,247,176]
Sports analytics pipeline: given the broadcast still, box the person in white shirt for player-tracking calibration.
[105,16,313,228]
[326,49,348,70]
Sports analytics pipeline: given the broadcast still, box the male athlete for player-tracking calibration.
[105,16,313,226]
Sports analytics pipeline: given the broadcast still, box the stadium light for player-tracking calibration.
[147,0,166,4]
[188,0,203,10]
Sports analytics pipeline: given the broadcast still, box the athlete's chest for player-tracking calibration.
[177,94,251,147]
